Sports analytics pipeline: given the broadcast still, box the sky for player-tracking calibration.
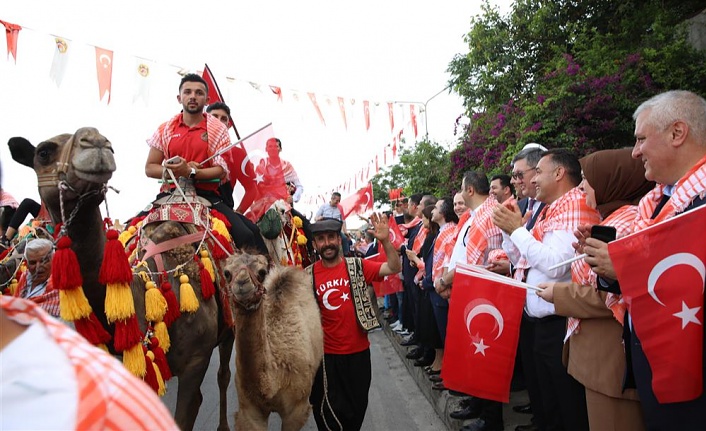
[0,0,511,223]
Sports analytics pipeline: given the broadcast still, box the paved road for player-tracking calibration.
[162,330,447,430]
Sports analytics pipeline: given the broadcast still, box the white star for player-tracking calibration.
[254,173,264,184]
[673,301,701,329]
[472,338,489,356]
[341,292,350,301]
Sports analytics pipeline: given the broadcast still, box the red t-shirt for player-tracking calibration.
[313,259,384,354]
[169,116,218,191]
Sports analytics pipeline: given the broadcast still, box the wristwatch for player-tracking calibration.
[189,167,197,179]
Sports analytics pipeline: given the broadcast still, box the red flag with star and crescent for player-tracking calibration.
[609,204,706,403]
[339,183,373,220]
[365,246,402,297]
[441,268,526,402]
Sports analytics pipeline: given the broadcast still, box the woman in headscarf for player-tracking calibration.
[537,148,654,431]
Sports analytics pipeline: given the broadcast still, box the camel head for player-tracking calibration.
[223,251,270,311]
[9,127,116,226]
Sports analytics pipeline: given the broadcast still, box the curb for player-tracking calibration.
[382,322,532,431]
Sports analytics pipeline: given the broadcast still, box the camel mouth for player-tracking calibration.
[73,169,114,185]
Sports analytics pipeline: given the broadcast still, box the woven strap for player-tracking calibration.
[345,257,381,332]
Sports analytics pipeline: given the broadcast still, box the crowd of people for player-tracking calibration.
[2,78,705,431]
[377,90,706,431]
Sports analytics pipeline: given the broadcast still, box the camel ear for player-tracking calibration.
[8,137,35,169]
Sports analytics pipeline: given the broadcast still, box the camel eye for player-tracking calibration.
[37,149,51,163]
[224,269,232,283]
[257,268,267,280]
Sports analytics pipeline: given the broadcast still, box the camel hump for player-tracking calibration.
[263,265,311,300]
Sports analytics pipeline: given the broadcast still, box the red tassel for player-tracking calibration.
[99,229,133,284]
[0,249,9,260]
[129,215,146,228]
[52,236,83,290]
[74,313,111,345]
[210,232,233,260]
[196,256,216,300]
[210,209,231,229]
[143,346,159,393]
[113,315,143,352]
[149,337,172,380]
[160,279,181,327]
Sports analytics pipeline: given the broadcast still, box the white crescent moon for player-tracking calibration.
[99,53,111,67]
[322,289,341,311]
[647,253,706,306]
[363,191,371,207]
[465,301,504,340]
[389,228,397,244]
[240,149,268,177]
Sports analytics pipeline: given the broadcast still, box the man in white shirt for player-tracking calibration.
[493,149,600,431]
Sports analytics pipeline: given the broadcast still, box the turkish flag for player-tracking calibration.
[365,248,402,296]
[609,204,706,403]
[441,269,526,402]
[240,124,290,222]
[387,216,405,249]
[339,183,373,220]
[95,47,113,103]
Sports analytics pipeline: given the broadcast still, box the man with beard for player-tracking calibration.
[309,214,401,431]
[144,74,267,255]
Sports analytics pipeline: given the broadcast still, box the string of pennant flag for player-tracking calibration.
[1,19,423,207]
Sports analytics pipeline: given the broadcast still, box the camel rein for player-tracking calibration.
[232,265,267,312]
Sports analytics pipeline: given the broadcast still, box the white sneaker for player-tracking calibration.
[390,320,402,329]
[397,330,410,336]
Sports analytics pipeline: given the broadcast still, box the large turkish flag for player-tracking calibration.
[365,246,403,297]
[441,269,526,402]
[609,204,706,403]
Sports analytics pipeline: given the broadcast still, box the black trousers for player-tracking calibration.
[519,314,546,430]
[533,316,588,431]
[631,328,706,430]
[3,198,41,232]
[310,349,371,431]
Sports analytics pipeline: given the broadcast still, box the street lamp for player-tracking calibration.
[394,85,450,139]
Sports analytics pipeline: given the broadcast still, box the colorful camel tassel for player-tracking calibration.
[144,280,167,322]
[153,321,171,353]
[200,249,215,281]
[160,279,180,327]
[123,343,147,378]
[149,337,172,380]
[179,274,199,313]
[196,255,215,300]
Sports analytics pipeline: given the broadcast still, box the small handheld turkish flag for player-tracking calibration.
[387,216,405,249]
[609,204,706,403]
[441,269,526,403]
[340,183,373,219]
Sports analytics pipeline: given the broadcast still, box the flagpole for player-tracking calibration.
[199,122,272,166]
[457,267,543,292]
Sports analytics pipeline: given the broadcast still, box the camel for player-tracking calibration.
[223,251,323,431]
[8,129,231,431]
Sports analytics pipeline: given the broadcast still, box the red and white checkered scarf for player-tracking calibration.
[514,187,601,279]
[433,222,457,280]
[465,196,502,265]
[565,205,637,340]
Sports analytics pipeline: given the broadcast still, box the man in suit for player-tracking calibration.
[581,90,706,430]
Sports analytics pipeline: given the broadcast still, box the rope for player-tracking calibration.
[319,355,342,431]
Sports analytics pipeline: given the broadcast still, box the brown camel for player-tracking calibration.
[8,129,231,431]
[223,251,323,431]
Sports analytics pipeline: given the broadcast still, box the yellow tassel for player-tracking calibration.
[179,274,199,313]
[104,282,136,322]
[296,233,308,245]
[144,281,167,322]
[210,217,232,241]
[123,343,147,378]
[128,246,138,263]
[200,249,216,282]
[146,351,166,396]
[118,226,137,247]
[59,288,93,321]
[9,279,18,296]
[292,216,303,228]
[153,321,171,353]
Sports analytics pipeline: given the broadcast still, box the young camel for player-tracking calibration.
[223,251,323,430]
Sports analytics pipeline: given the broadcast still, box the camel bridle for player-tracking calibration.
[232,264,268,312]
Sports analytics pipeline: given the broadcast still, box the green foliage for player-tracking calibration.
[369,139,452,205]
[447,0,706,175]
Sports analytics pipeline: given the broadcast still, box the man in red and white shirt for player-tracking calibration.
[144,74,267,255]
[309,215,401,431]
[14,238,60,318]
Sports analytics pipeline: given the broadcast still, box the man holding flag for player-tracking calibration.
[144,73,268,255]
[581,90,706,429]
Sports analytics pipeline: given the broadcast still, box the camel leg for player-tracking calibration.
[235,406,269,431]
[280,401,312,431]
[173,354,212,431]
[217,330,235,431]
